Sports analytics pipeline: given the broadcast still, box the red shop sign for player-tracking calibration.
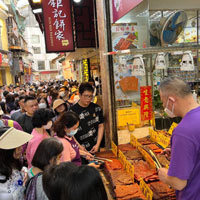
[140,86,153,121]
[42,0,75,53]
[112,0,143,23]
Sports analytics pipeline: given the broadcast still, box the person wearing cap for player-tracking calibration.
[52,99,68,122]
[16,96,39,134]
[0,127,32,200]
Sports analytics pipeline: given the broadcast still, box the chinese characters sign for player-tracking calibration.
[140,86,153,121]
[42,0,74,52]
[82,59,90,82]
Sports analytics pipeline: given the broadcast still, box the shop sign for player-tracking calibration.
[111,141,118,157]
[140,86,153,121]
[117,107,140,127]
[0,54,9,67]
[82,59,90,82]
[168,122,178,135]
[112,0,143,23]
[42,0,74,53]
[140,179,153,200]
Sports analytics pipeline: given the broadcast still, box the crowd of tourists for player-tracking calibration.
[0,78,107,200]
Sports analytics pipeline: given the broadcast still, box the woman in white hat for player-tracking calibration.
[0,127,32,200]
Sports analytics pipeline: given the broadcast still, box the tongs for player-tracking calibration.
[93,156,113,163]
[149,150,162,169]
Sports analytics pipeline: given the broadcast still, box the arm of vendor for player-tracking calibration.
[158,168,187,190]
[159,134,197,191]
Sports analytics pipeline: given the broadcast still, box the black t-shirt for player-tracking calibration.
[71,102,104,151]
[16,113,33,134]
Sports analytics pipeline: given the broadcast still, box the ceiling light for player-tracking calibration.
[33,8,42,14]
[73,0,81,3]
[32,0,41,3]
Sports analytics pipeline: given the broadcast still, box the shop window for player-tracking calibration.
[38,61,45,70]
[31,35,40,44]
[33,47,41,54]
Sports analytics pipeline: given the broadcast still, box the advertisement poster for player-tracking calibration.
[42,0,74,52]
[112,24,138,52]
[112,0,143,23]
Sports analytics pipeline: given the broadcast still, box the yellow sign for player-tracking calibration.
[157,134,170,149]
[111,141,118,157]
[130,134,138,147]
[137,143,156,169]
[118,150,127,167]
[168,122,178,135]
[117,107,140,127]
[125,160,135,182]
[140,179,153,200]
[149,128,159,142]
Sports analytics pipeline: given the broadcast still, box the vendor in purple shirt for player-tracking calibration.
[158,77,200,200]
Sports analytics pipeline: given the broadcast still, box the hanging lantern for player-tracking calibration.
[155,52,166,70]
[132,55,145,76]
[180,51,194,71]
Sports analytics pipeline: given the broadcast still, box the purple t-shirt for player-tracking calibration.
[168,106,200,200]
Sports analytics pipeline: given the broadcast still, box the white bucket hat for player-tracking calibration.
[0,127,33,149]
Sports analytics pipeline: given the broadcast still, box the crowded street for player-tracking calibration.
[0,0,200,200]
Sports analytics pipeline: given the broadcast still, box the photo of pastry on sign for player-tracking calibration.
[119,76,138,92]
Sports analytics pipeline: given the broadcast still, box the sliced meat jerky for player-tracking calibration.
[137,137,152,145]
[115,184,146,200]
[109,170,133,188]
[95,150,116,159]
[104,159,123,172]
[114,38,125,50]
[118,143,136,153]
[133,160,157,182]
[148,181,176,200]
[157,154,170,167]
[123,149,143,161]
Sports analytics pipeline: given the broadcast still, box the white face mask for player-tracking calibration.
[59,92,65,98]
[43,121,52,130]
[67,129,78,137]
[164,98,176,118]
[39,103,47,109]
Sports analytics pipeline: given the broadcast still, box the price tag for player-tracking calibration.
[118,150,127,167]
[157,135,170,149]
[137,144,156,169]
[140,179,153,200]
[168,122,178,135]
[149,128,158,142]
[111,141,118,157]
[125,160,135,182]
[130,134,138,147]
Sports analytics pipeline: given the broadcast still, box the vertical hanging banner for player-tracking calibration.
[42,0,75,53]
[140,86,153,121]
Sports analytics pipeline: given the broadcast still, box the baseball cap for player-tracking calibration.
[0,127,33,149]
